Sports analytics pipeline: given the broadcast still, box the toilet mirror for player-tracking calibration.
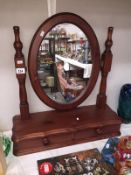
[28,13,100,110]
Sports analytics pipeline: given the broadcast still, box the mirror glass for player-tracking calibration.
[37,23,92,104]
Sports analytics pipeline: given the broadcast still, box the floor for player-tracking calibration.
[5,123,131,175]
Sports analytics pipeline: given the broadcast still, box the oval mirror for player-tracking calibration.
[28,12,100,110]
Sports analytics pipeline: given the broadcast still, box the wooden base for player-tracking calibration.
[12,105,122,156]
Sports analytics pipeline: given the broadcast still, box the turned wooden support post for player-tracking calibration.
[96,27,113,108]
[13,26,30,120]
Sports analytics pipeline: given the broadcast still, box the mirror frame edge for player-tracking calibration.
[28,12,101,110]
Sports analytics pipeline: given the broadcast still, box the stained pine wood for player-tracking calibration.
[12,105,121,155]
[12,13,122,156]
[28,12,100,110]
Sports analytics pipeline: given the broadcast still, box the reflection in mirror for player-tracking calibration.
[37,23,92,103]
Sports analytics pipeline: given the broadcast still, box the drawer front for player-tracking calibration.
[13,124,120,156]
[75,124,120,141]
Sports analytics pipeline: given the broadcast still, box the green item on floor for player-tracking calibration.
[1,135,11,157]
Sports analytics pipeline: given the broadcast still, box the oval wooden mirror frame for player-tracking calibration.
[28,12,100,110]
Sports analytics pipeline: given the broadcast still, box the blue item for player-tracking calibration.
[117,84,131,123]
[101,137,119,165]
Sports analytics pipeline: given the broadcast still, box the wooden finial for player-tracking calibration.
[105,27,113,50]
[96,27,114,108]
[13,26,24,58]
[13,26,30,120]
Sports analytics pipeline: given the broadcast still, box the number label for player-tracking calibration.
[16,68,25,74]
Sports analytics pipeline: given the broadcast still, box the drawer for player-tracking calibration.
[13,124,120,156]
[75,124,121,141]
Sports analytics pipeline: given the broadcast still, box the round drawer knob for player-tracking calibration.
[96,128,103,134]
[42,137,49,145]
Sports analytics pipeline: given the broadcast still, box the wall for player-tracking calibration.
[0,0,48,131]
[0,0,131,131]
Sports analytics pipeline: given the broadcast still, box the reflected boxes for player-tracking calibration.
[46,76,55,88]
